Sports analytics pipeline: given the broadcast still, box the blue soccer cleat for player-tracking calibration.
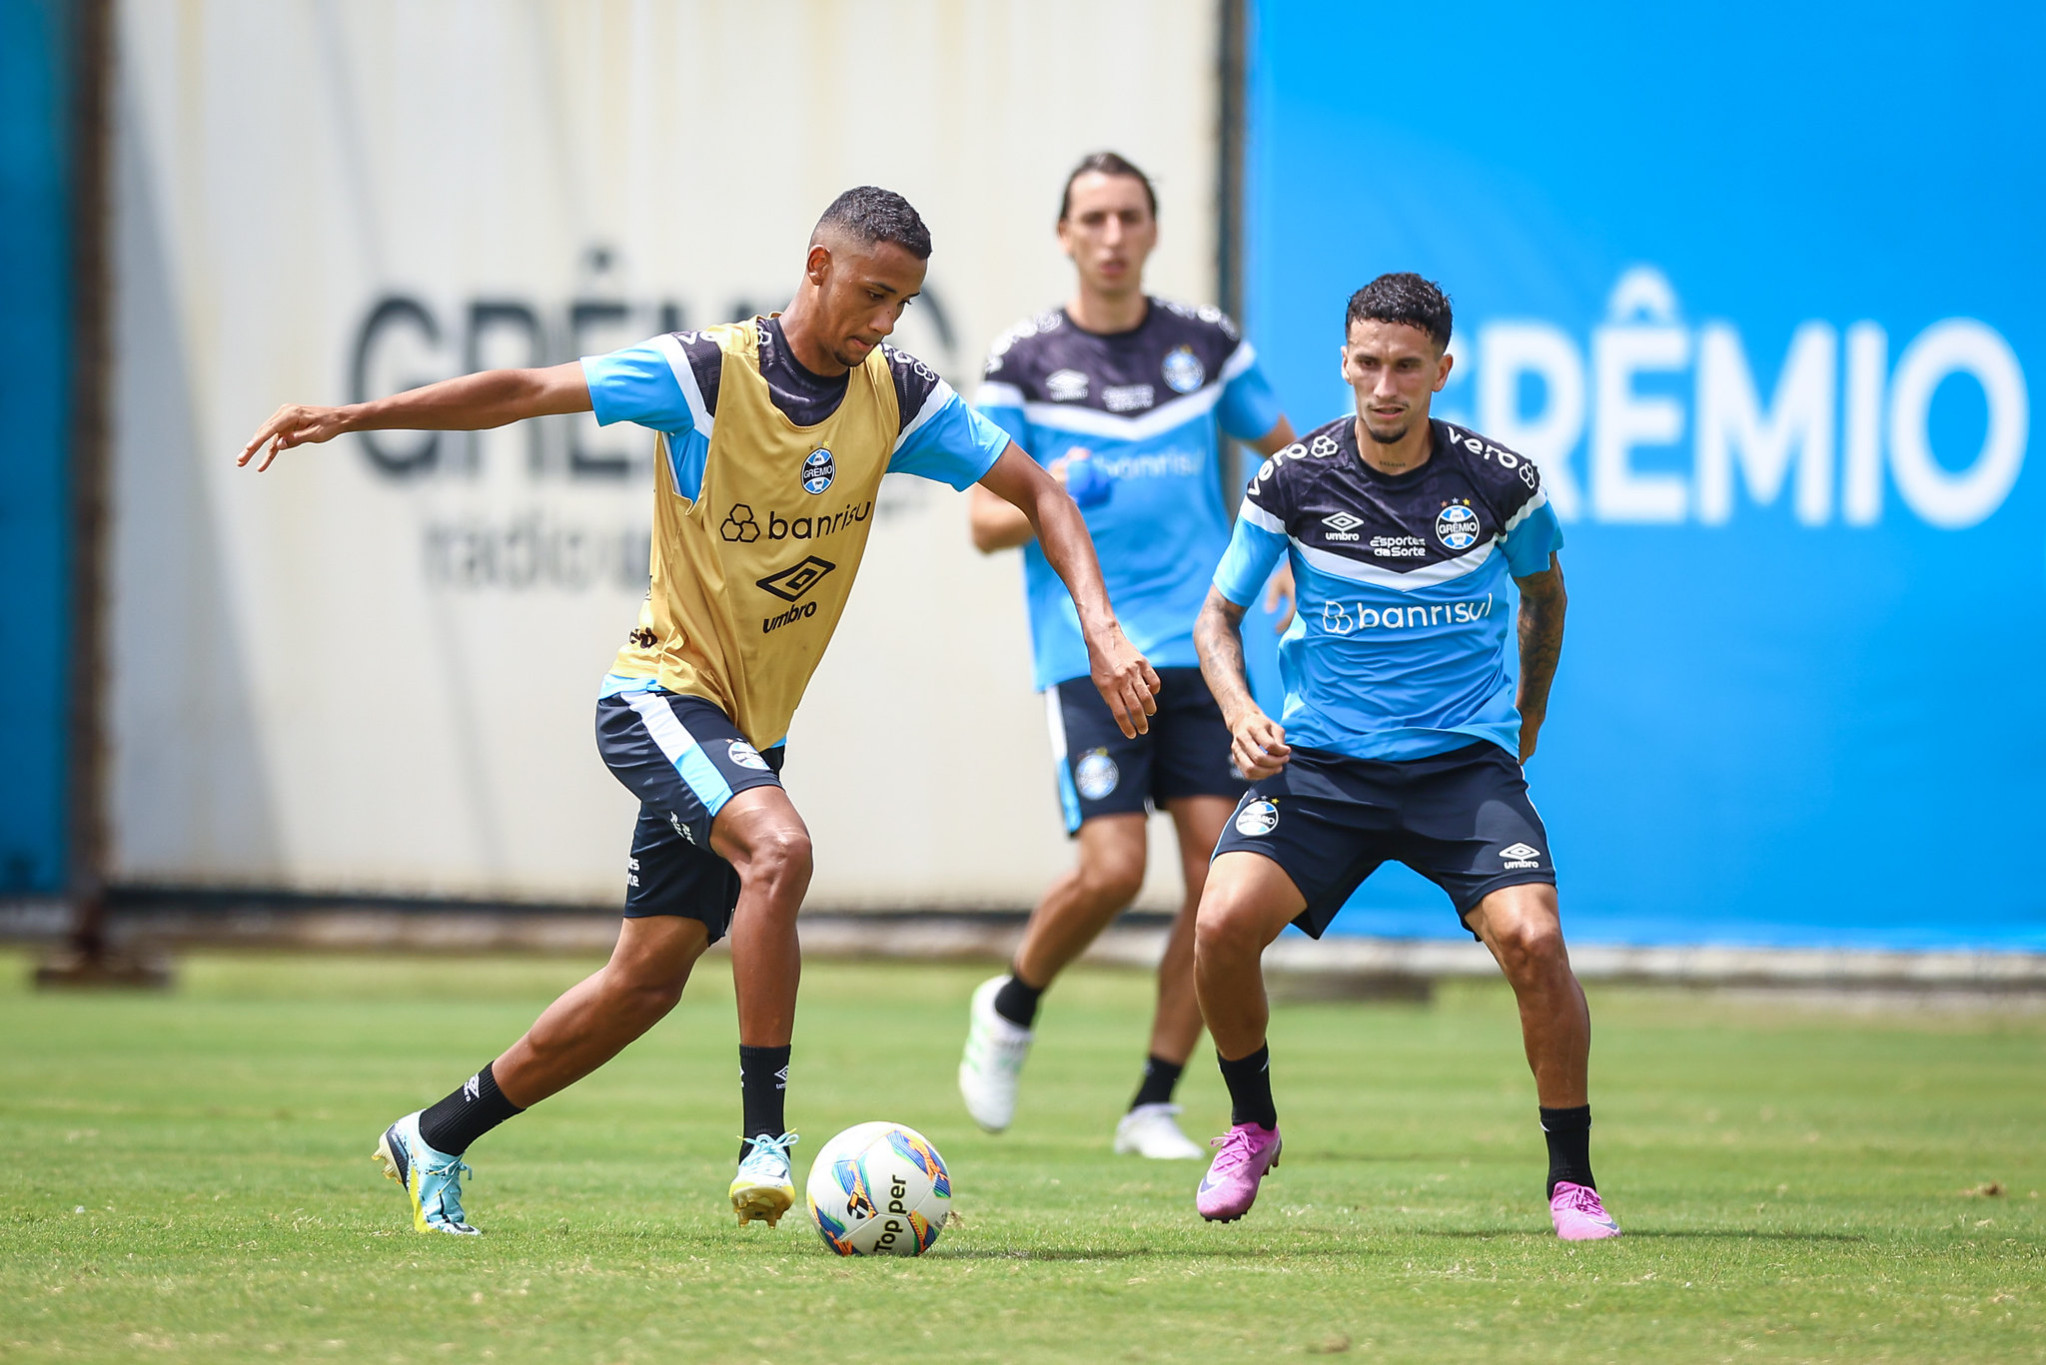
[374,1111,481,1236]
[729,1131,800,1227]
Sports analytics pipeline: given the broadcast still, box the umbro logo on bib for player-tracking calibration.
[756,556,836,602]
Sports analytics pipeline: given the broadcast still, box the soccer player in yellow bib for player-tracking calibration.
[239,188,1159,1235]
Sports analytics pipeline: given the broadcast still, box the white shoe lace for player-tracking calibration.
[738,1131,800,1178]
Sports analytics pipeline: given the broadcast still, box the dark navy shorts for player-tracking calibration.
[595,688,785,942]
[1045,666,1242,835]
[1210,741,1556,940]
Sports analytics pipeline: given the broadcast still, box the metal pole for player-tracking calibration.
[38,0,168,989]
[1216,0,1251,505]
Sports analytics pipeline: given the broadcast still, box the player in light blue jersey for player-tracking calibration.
[1187,275,1620,1240]
[955,153,1295,1159]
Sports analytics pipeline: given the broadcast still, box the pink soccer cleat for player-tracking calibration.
[1196,1123,1282,1222]
[1549,1181,1622,1240]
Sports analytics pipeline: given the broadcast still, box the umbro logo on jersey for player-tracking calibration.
[1500,842,1543,869]
[1046,369,1089,402]
[758,556,837,634]
[757,556,836,603]
[1322,511,1365,541]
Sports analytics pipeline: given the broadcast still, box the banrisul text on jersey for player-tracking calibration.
[1211,417,1565,761]
[975,299,1282,690]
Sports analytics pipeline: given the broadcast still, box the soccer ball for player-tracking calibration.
[805,1121,952,1257]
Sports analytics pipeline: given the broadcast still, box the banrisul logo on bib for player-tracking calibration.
[802,448,836,495]
[1436,501,1480,550]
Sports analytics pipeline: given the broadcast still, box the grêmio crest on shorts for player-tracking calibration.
[1215,416,1565,762]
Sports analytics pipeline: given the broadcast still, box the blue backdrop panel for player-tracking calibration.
[1246,2,2043,949]
[0,0,72,894]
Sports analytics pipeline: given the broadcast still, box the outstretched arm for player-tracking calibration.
[1195,587,1291,779]
[979,444,1159,736]
[968,458,1067,552]
[1513,555,1567,763]
[238,362,593,471]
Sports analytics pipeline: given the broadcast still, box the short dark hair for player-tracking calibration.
[815,186,932,260]
[1059,151,1158,222]
[1345,273,1453,350]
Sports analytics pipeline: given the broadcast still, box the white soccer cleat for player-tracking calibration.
[958,975,1033,1132]
[729,1131,800,1227]
[1113,1102,1206,1160]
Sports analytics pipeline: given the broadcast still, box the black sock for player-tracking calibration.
[417,1061,523,1156]
[1216,1044,1277,1130]
[738,1044,791,1160]
[992,967,1044,1029]
[1540,1105,1595,1198]
[1130,1054,1184,1110]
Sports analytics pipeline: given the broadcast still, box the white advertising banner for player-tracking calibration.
[110,0,1223,909]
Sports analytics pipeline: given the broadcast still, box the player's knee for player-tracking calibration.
[1195,895,1265,964]
[1489,914,1566,977]
[739,824,813,893]
[605,968,686,1024]
[1077,853,1145,909]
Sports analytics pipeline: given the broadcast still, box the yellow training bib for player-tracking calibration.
[609,320,898,747]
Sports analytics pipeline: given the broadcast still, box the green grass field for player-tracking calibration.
[2,949,2041,1363]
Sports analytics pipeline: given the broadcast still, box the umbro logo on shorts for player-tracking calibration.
[1500,842,1542,869]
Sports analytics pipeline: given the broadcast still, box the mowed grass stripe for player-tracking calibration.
[1,951,2040,1362]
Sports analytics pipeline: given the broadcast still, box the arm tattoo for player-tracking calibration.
[1515,559,1567,717]
[1196,589,1256,724]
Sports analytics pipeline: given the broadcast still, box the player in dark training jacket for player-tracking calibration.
[956,153,1295,1158]
[1188,275,1621,1239]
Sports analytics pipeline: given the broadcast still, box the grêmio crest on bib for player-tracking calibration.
[802,448,836,495]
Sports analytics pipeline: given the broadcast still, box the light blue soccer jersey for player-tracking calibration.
[1212,417,1565,761]
[975,300,1282,690]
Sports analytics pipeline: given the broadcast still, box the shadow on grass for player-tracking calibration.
[1296,1151,1511,1165]
[1622,1229,1871,1242]
[932,1246,1276,1262]
[1407,1228,1872,1243]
